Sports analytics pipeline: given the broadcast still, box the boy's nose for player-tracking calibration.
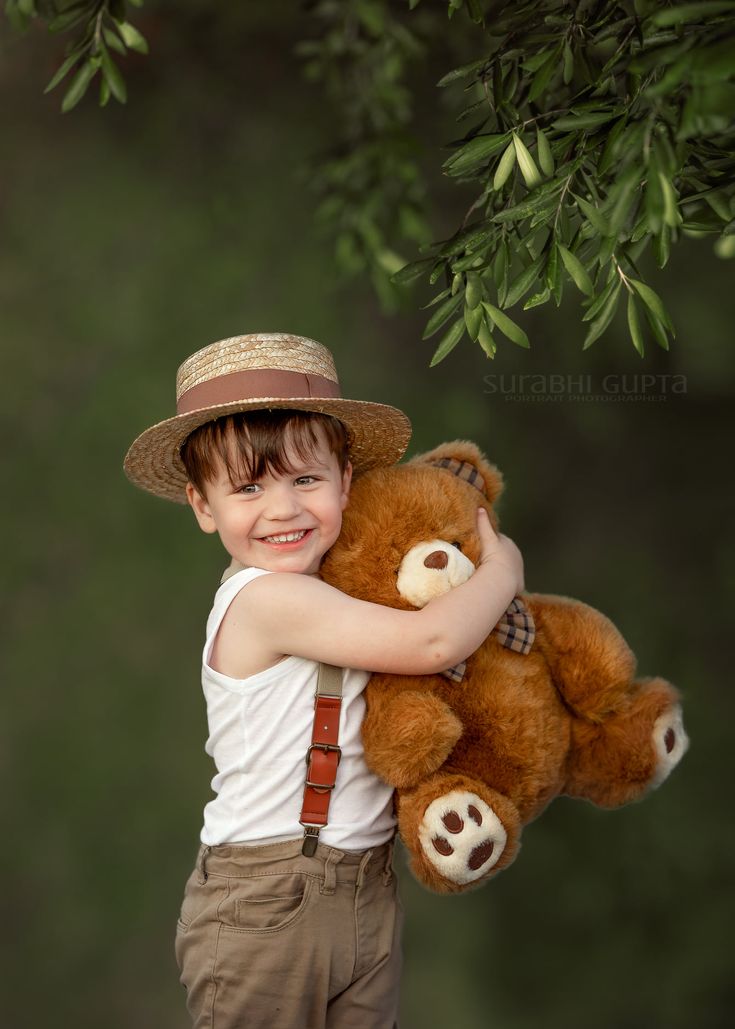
[264,484,301,520]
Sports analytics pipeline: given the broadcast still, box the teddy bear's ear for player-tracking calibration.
[408,439,504,506]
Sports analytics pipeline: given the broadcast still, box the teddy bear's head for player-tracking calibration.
[321,440,503,610]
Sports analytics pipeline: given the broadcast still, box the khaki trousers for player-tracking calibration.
[175,837,403,1029]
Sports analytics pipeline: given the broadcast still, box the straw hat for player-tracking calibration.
[123,333,412,503]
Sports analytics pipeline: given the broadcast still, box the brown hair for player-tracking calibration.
[180,409,350,498]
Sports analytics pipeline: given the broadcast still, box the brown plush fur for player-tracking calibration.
[320,440,688,893]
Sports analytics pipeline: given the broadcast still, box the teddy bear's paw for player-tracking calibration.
[651,705,689,787]
[417,790,507,885]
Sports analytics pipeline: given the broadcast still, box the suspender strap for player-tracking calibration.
[300,662,343,856]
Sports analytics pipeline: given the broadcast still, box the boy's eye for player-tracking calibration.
[295,475,318,486]
[237,483,260,494]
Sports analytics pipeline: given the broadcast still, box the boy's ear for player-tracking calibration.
[185,482,218,534]
[341,460,353,509]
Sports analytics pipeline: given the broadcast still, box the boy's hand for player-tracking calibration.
[476,507,525,594]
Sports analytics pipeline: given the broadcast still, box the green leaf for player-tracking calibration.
[629,278,675,333]
[654,224,671,268]
[504,252,546,309]
[643,306,671,350]
[573,193,610,235]
[493,237,509,306]
[552,110,619,130]
[437,57,486,86]
[597,117,627,177]
[100,47,127,104]
[557,244,594,296]
[99,74,110,108]
[513,133,542,189]
[649,2,735,28]
[627,293,645,357]
[444,133,512,176]
[391,257,434,285]
[659,171,681,228]
[582,273,618,321]
[421,287,451,309]
[430,317,465,366]
[493,140,516,190]
[44,52,80,94]
[536,128,554,177]
[49,5,90,33]
[547,242,563,306]
[117,21,149,54]
[422,291,464,339]
[523,50,555,73]
[528,51,557,104]
[465,271,482,309]
[464,302,483,340]
[104,27,127,56]
[481,302,530,348]
[563,40,574,84]
[523,286,551,310]
[477,320,497,358]
[582,282,621,349]
[61,61,97,113]
[714,235,735,258]
[607,165,641,234]
[703,191,733,221]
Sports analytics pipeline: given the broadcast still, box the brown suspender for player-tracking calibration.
[300,662,343,855]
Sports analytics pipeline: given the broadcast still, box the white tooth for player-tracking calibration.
[263,530,307,543]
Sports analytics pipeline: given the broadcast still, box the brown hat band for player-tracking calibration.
[176,368,342,415]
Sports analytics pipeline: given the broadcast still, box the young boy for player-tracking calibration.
[124,333,524,1029]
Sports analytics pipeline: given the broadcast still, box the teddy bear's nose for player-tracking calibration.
[424,550,449,570]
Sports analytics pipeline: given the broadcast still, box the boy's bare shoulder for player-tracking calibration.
[212,573,325,678]
[232,571,331,611]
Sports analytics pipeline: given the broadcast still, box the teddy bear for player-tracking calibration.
[319,440,688,894]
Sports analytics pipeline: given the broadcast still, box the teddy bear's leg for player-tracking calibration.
[397,771,522,893]
[528,593,641,719]
[362,675,463,788]
[565,677,689,808]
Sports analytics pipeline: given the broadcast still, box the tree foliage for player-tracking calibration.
[6,0,147,111]
[304,0,735,361]
[8,0,735,358]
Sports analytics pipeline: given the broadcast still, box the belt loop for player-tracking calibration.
[320,849,343,896]
[196,845,211,885]
[382,838,395,886]
[356,848,374,890]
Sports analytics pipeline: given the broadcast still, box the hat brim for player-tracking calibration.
[123,396,411,503]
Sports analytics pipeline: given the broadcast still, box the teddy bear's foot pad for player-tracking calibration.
[418,790,507,885]
[651,705,689,786]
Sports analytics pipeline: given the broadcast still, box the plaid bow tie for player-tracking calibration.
[442,596,535,683]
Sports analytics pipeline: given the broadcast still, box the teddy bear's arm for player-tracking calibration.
[525,593,638,721]
[361,674,463,789]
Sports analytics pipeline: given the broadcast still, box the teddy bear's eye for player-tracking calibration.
[451,541,462,551]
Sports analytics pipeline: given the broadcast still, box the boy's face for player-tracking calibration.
[185,426,352,576]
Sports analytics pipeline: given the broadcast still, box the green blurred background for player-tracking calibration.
[2,5,733,1027]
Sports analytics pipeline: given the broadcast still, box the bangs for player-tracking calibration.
[180,410,350,496]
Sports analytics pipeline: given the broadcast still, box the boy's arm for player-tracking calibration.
[236,509,523,675]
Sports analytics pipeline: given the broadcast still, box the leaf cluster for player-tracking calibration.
[7,0,148,111]
[394,0,735,363]
[297,0,432,310]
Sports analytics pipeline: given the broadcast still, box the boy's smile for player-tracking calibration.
[185,429,352,576]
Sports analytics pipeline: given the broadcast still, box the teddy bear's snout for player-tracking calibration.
[424,550,449,570]
[396,539,475,608]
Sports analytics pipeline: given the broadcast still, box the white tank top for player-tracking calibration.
[199,566,396,850]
